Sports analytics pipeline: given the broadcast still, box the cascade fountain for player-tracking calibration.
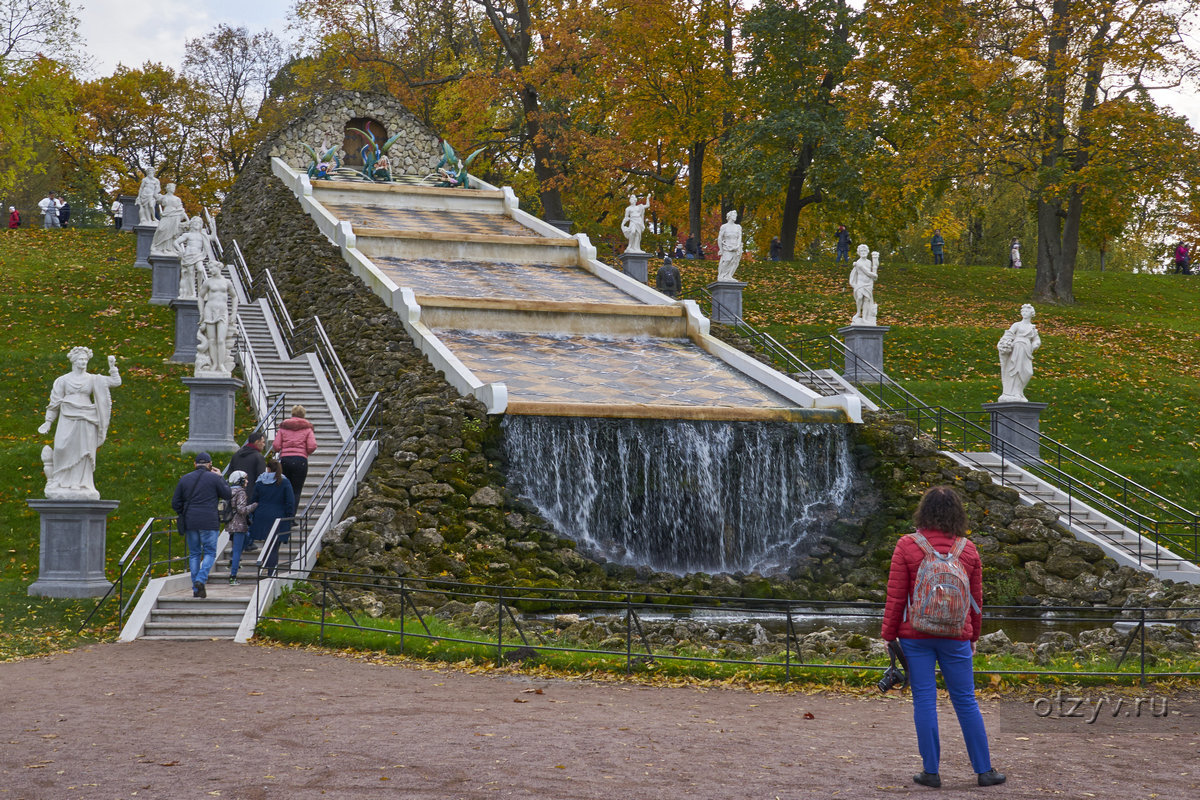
[502,416,857,575]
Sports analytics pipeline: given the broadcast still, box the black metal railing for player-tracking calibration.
[256,570,1200,686]
[681,288,1200,570]
[255,391,382,577]
[77,517,186,633]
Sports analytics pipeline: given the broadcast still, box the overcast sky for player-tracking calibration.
[76,0,1199,130]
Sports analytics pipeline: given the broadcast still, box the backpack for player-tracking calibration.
[906,531,978,637]
[217,496,234,526]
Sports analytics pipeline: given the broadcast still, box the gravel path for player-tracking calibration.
[0,641,1195,799]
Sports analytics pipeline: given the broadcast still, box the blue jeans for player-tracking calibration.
[184,529,219,585]
[228,531,248,578]
[835,244,849,263]
[900,638,992,775]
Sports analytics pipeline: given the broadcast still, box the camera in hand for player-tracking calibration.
[877,640,909,693]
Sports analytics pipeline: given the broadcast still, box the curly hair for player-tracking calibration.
[913,485,967,537]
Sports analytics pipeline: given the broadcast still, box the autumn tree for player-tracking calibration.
[863,0,1200,301]
[183,24,287,182]
[723,0,866,260]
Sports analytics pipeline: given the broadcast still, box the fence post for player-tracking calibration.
[626,593,633,676]
[785,607,792,683]
[399,578,406,655]
[497,587,504,664]
[320,576,328,644]
[1139,607,1147,687]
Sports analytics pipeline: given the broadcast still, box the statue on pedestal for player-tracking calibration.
[176,217,215,300]
[37,347,122,500]
[716,210,743,282]
[195,262,238,377]
[135,167,161,226]
[150,183,187,256]
[620,194,651,253]
[997,304,1040,402]
[849,244,880,325]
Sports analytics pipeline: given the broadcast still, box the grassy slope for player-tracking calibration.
[672,256,1200,506]
[0,228,241,658]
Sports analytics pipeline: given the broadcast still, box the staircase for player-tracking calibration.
[123,262,376,642]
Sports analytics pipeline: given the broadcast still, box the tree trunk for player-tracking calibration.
[518,86,565,222]
[779,143,819,261]
[688,140,706,259]
[1034,198,1064,300]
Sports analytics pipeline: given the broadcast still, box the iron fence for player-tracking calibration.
[257,570,1200,685]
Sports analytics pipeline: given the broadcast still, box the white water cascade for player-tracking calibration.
[502,416,857,575]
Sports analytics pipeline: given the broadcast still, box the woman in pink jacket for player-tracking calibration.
[273,404,317,506]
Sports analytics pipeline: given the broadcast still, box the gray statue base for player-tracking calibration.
[837,325,890,382]
[169,298,200,363]
[133,224,155,269]
[982,401,1048,464]
[546,219,573,235]
[119,195,138,231]
[27,499,118,598]
[181,376,243,454]
[708,281,748,325]
[149,254,181,305]
[619,252,650,284]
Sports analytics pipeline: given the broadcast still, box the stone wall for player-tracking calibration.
[266,90,444,177]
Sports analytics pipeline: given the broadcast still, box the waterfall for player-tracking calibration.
[502,416,856,575]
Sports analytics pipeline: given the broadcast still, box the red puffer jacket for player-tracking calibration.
[273,417,317,459]
[880,529,983,642]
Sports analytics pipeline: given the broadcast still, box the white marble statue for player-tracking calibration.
[176,217,215,300]
[135,167,161,226]
[849,244,880,325]
[37,347,122,500]
[203,207,223,258]
[716,210,743,282]
[150,183,187,256]
[997,303,1040,402]
[620,194,651,254]
[195,262,238,377]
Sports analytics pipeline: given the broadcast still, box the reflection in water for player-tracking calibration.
[503,416,855,575]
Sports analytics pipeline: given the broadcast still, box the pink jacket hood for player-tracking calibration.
[273,417,317,458]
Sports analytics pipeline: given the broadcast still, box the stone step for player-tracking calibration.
[157,598,247,612]
[143,622,242,638]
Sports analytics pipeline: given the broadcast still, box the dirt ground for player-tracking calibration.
[0,642,1196,800]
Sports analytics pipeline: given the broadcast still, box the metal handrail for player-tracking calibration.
[262,269,296,337]
[289,314,360,422]
[255,391,382,578]
[680,287,1200,568]
[77,516,185,632]
[234,315,271,416]
[232,240,255,298]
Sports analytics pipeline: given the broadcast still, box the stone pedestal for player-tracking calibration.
[119,195,138,231]
[982,401,1048,464]
[546,219,573,234]
[837,325,890,382]
[707,281,748,325]
[169,298,200,363]
[619,251,650,284]
[149,253,181,305]
[27,499,118,598]
[181,376,243,454]
[133,224,155,269]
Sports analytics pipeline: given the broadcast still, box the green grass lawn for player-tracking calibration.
[0,228,244,659]
[671,255,1200,507]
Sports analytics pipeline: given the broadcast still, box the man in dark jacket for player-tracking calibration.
[227,432,267,499]
[171,452,232,598]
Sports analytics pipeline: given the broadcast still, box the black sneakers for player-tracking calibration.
[978,769,1007,787]
[193,581,207,598]
[913,772,941,788]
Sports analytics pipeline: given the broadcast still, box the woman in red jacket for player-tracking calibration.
[273,404,317,506]
[881,486,1005,788]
